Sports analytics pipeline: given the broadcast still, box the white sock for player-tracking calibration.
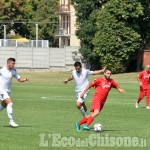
[85,111,88,116]
[0,104,4,111]
[80,106,87,116]
[7,103,13,122]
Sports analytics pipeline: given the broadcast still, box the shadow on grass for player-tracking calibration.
[2,125,34,128]
[142,107,149,109]
[80,128,128,132]
[101,129,128,132]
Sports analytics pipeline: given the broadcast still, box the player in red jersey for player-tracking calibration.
[75,68,124,131]
[135,65,150,109]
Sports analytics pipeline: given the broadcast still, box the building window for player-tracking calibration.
[67,15,70,34]
[68,39,70,46]
[63,16,65,29]
[61,0,65,5]
[63,39,66,47]
[61,16,65,31]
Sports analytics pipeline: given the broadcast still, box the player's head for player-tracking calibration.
[74,61,82,73]
[145,65,150,72]
[7,58,16,69]
[104,68,112,79]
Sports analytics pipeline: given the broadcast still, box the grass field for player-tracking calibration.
[0,72,149,150]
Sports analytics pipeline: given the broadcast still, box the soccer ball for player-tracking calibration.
[93,123,103,132]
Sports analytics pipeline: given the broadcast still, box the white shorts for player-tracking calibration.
[0,91,10,101]
[75,92,88,103]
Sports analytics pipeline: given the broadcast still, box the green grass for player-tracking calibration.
[0,72,149,150]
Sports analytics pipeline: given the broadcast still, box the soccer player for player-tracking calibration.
[135,65,150,109]
[64,61,105,116]
[75,68,124,131]
[0,58,29,127]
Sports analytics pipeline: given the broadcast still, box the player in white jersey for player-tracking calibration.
[64,62,105,116]
[0,58,29,127]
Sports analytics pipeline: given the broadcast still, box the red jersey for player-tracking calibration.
[137,71,150,90]
[89,77,118,103]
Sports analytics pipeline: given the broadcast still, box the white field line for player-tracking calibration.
[13,96,136,105]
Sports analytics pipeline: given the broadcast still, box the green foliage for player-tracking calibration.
[93,0,143,73]
[32,0,59,47]
[71,0,107,69]
[0,0,59,47]
[138,0,150,45]
[72,0,150,73]
[0,0,38,39]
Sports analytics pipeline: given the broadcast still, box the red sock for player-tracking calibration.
[79,117,88,125]
[137,90,145,103]
[137,97,143,103]
[86,116,94,126]
[146,96,150,107]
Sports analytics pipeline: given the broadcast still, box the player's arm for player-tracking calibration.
[13,70,29,82]
[137,73,142,86]
[80,84,91,98]
[18,78,29,82]
[63,76,73,84]
[80,79,97,98]
[112,80,124,94]
[93,67,106,75]
[116,86,124,94]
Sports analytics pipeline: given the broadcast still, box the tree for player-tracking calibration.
[136,0,150,71]
[32,0,59,47]
[138,0,150,46]
[0,0,59,47]
[72,0,150,72]
[0,0,38,38]
[93,0,143,73]
[71,0,107,69]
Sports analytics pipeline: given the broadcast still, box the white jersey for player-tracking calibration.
[72,69,94,92]
[0,66,20,92]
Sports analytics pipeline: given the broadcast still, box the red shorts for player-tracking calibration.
[90,95,105,112]
[140,86,150,96]
[146,88,150,96]
[148,86,150,96]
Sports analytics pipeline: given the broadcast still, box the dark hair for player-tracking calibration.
[7,58,16,62]
[74,61,82,68]
[104,68,112,72]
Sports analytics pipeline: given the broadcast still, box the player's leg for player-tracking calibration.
[145,96,150,109]
[75,92,88,116]
[0,100,7,110]
[82,102,87,114]
[83,100,104,130]
[145,90,150,109]
[75,98,104,131]
[136,89,145,108]
[75,101,92,131]
[76,101,86,116]
[4,98,18,127]
[0,94,6,110]
[81,110,100,131]
[75,115,89,131]
[82,92,88,114]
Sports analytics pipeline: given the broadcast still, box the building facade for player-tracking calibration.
[57,0,80,47]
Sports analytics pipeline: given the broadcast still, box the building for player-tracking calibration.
[56,0,80,47]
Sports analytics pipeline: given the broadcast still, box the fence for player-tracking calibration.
[0,39,49,48]
[0,46,81,72]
